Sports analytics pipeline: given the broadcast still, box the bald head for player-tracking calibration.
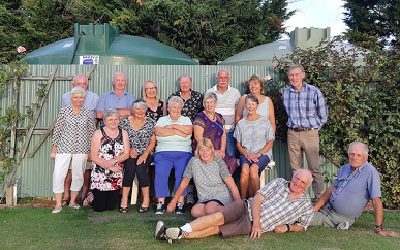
[293,169,313,188]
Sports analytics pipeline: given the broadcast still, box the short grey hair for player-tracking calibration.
[178,75,192,83]
[104,109,120,120]
[70,86,86,97]
[348,142,369,156]
[217,68,230,78]
[287,64,305,73]
[113,72,127,82]
[245,94,259,105]
[168,96,184,108]
[72,74,88,86]
[203,92,218,105]
[132,99,148,110]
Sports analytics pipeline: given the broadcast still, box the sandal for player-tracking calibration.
[139,205,149,213]
[61,200,69,207]
[119,206,129,213]
[82,191,94,207]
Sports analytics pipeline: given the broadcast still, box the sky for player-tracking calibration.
[283,0,347,39]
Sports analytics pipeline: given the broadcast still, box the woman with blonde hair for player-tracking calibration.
[166,138,240,218]
[235,74,276,132]
[143,80,166,121]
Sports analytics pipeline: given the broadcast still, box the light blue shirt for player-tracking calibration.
[96,90,135,113]
[329,162,381,218]
[155,115,192,153]
[62,90,99,117]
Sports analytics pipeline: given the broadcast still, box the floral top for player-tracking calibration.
[52,105,95,154]
[146,99,164,122]
[119,117,155,155]
[90,127,124,191]
[168,90,204,122]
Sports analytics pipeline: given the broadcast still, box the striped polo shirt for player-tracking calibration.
[206,85,241,132]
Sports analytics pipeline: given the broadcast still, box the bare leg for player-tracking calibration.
[69,191,79,207]
[121,187,131,208]
[63,170,72,203]
[204,201,224,215]
[249,164,260,197]
[81,169,91,199]
[54,193,63,210]
[184,226,220,239]
[141,186,150,207]
[240,163,250,199]
[190,212,224,232]
[191,203,206,218]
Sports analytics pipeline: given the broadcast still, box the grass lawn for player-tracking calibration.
[0,205,399,250]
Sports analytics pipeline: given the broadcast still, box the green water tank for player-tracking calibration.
[24,23,198,65]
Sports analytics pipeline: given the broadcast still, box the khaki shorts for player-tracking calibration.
[219,200,252,237]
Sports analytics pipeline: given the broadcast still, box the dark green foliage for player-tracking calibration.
[343,0,400,49]
[273,39,400,209]
[0,0,293,64]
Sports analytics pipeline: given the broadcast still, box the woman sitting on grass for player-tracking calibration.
[166,138,241,218]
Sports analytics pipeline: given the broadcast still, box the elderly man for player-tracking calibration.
[206,69,241,158]
[311,142,397,237]
[168,75,203,122]
[282,64,328,199]
[155,169,314,243]
[96,72,135,119]
[60,74,99,206]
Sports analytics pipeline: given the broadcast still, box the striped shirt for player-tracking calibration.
[52,105,96,154]
[282,82,328,129]
[247,178,313,232]
[206,85,240,131]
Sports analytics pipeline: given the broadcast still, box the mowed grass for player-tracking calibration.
[0,205,399,250]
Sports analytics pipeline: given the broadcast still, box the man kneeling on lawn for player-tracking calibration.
[311,142,397,237]
[155,169,313,242]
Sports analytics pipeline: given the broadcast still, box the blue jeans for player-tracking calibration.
[226,131,238,158]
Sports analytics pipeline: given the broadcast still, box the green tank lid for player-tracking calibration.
[24,23,198,65]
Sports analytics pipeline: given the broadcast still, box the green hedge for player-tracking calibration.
[270,40,400,209]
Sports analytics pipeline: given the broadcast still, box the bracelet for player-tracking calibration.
[285,224,290,232]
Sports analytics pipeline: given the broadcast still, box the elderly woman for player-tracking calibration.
[89,110,130,212]
[234,94,275,199]
[166,138,240,218]
[154,96,193,214]
[50,86,96,213]
[143,80,166,121]
[119,100,156,213]
[193,92,237,174]
[235,74,276,132]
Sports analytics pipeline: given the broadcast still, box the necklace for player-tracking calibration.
[204,111,216,121]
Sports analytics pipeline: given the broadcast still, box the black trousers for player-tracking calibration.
[122,155,154,188]
[91,189,119,212]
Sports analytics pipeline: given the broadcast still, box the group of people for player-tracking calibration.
[50,65,396,240]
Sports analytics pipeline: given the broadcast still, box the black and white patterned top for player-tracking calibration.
[168,90,204,122]
[119,117,155,155]
[52,105,96,154]
[146,99,164,122]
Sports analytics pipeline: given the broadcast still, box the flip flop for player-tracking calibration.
[119,206,128,213]
[82,191,94,207]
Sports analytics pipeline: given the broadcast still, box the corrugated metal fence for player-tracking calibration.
[0,65,337,198]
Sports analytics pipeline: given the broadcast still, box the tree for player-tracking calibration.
[0,0,294,64]
[272,39,400,209]
[121,0,294,64]
[343,0,400,49]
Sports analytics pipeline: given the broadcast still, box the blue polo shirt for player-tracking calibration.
[329,162,381,218]
[96,90,135,113]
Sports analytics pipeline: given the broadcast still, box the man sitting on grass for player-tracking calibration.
[311,142,397,237]
[155,169,313,243]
